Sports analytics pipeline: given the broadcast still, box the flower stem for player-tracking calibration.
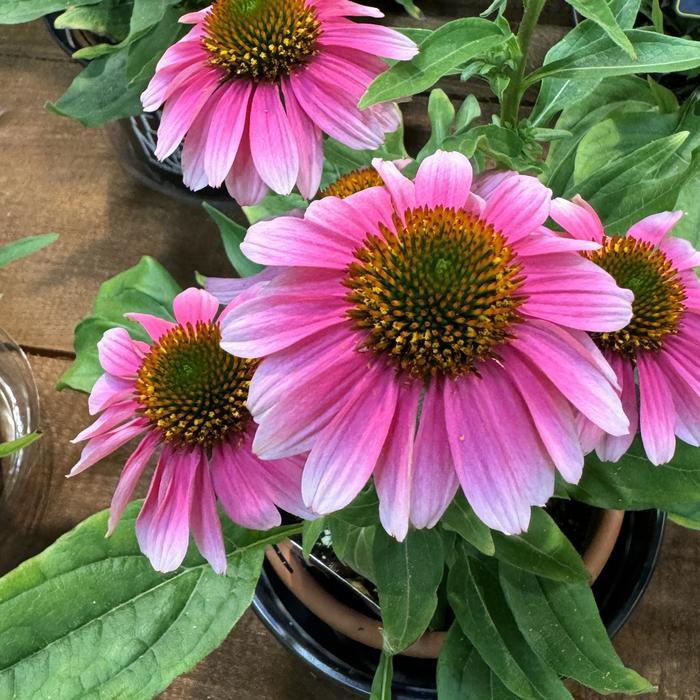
[500,0,548,127]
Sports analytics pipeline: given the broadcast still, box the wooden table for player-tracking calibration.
[0,11,698,700]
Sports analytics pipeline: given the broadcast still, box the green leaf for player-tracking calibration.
[454,94,481,133]
[437,622,520,699]
[242,192,308,226]
[570,438,700,510]
[393,0,422,18]
[0,432,41,458]
[491,508,590,583]
[646,75,679,113]
[416,89,455,161]
[47,49,145,126]
[0,0,99,24]
[440,493,495,556]
[328,519,377,582]
[0,233,57,268]
[55,0,133,40]
[302,518,326,559]
[667,502,700,530]
[372,528,444,654]
[565,0,636,57]
[673,165,700,249]
[447,556,572,700]
[202,202,263,278]
[334,485,380,527]
[58,256,180,392]
[370,651,394,699]
[0,502,297,699]
[360,18,505,107]
[499,563,653,694]
[527,30,700,84]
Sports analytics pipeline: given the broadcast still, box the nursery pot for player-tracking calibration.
[44,14,240,213]
[253,506,666,698]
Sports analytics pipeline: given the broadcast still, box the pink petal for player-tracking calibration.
[107,431,160,535]
[520,253,634,332]
[142,46,210,112]
[511,320,628,436]
[190,454,227,574]
[98,327,147,378]
[220,269,348,357]
[72,400,140,443]
[225,123,269,206]
[665,361,700,447]
[302,367,400,513]
[249,84,299,194]
[126,313,175,342]
[501,347,583,483]
[472,170,516,199]
[136,447,198,573]
[514,228,601,256]
[203,80,252,187]
[549,196,605,243]
[626,210,683,245]
[317,20,418,60]
[659,236,700,272]
[179,8,210,23]
[249,325,367,459]
[205,268,277,305]
[374,381,421,541]
[444,365,554,535]
[88,373,134,415]
[281,80,323,200]
[172,287,220,327]
[482,175,551,241]
[210,439,281,530]
[69,419,148,476]
[181,94,215,191]
[594,352,637,463]
[577,413,606,456]
[637,353,676,465]
[311,0,384,19]
[410,379,459,529]
[414,150,472,210]
[372,157,415,220]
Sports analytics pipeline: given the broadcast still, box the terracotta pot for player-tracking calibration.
[265,508,625,660]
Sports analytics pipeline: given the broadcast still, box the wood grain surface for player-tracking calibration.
[0,11,698,700]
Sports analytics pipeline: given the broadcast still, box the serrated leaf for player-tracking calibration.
[499,563,653,694]
[203,202,263,278]
[447,556,572,700]
[0,432,41,458]
[372,528,444,654]
[360,18,505,107]
[370,651,394,699]
[570,438,700,510]
[440,494,495,556]
[491,508,590,583]
[0,233,57,268]
[0,503,298,699]
[437,623,520,699]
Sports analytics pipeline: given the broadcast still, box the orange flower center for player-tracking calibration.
[321,167,386,199]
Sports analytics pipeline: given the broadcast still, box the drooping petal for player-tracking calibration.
[72,400,141,443]
[374,380,421,541]
[210,439,281,530]
[69,420,148,477]
[190,454,227,574]
[410,379,459,529]
[626,210,683,245]
[302,367,400,514]
[172,287,220,327]
[637,353,677,465]
[249,83,299,194]
[549,195,605,243]
[225,123,269,206]
[414,150,472,210]
[317,19,418,60]
[482,175,551,242]
[107,431,161,535]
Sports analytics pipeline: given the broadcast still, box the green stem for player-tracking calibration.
[500,0,547,127]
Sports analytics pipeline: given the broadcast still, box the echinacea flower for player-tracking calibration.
[551,196,700,465]
[218,150,635,539]
[70,288,308,573]
[142,0,417,205]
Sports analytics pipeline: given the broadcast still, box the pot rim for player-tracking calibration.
[265,508,625,659]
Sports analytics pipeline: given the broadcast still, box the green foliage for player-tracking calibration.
[360,18,507,107]
[565,0,636,57]
[372,528,445,654]
[393,0,422,19]
[301,518,326,559]
[571,439,700,510]
[499,564,653,695]
[55,0,133,40]
[203,202,263,277]
[327,518,377,581]
[0,502,299,700]
[0,431,41,458]
[0,0,99,24]
[332,485,381,527]
[440,493,495,556]
[57,256,180,393]
[667,501,700,530]
[370,652,394,700]
[0,233,57,269]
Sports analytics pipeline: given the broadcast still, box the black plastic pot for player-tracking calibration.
[252,510,667,699]
[44,14,239,212]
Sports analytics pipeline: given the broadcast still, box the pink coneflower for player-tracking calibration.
[69,288,308,574]
[141,0,417,205]
[551,196,700,465]
[219,150,635,539]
